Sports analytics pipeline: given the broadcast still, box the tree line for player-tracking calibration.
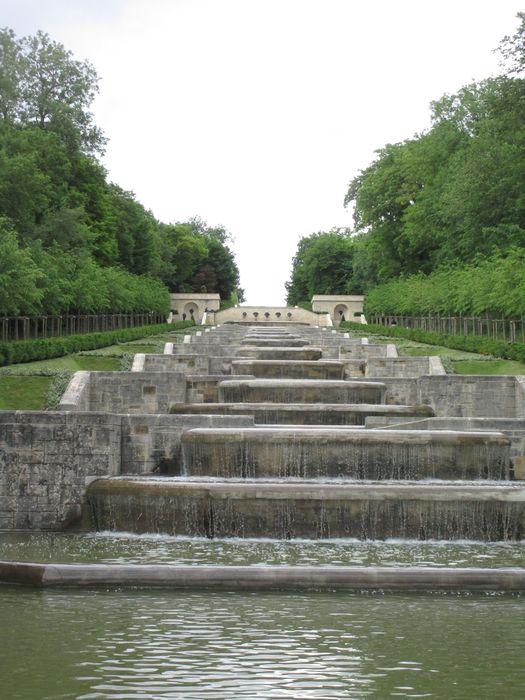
[0,29,242,315]
[286,13,525,317]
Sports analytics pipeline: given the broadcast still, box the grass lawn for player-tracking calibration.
[0,329,190,408]
[81,343,164,356]
[0,376,52,410]
[452,359,525,375]
[0,354,122,373]
[400,344,484,360]
[399,341,525,374]
[0,326,199,410]
[344,330,525,375]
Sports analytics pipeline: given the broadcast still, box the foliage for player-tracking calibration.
[0,217,43,313]
[158,217,241,299]
[285,229,362,305]
[334,13,525,302]
[498,11,525,76]
[0,29,243,317]
[0,27,104,154]
[45,371,74,409]
[340,320,525,363]
[363,248,525,318]
[345,73,525,291]
[0,321,194,367]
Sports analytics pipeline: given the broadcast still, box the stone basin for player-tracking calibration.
[181,427,510,480]
[235,347,324,360]
[240,338,310,347]
[218,378,386,404]
[231,359,345,380]
[86,478,525,540]
[170,402,435,425]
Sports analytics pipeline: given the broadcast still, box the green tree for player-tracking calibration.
[0,28,104,153]
[199,235,240,299]
[345,75,525,284]
[286,230,360,305]
[158,222,208,291]
[0,218,42,314]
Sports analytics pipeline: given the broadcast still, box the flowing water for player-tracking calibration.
[2,531,525,567]
[2,533,525,698]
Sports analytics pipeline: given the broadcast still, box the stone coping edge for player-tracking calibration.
[1,561,524,591]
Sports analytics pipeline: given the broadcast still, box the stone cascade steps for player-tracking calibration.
[218,378,387,404]
[180,427,510,480]
[169,402,435,426]
[86,322,525,541]
[240,338,310,347]
[231,359,346,380]
[234,347,324,360]
[87,478,525,541]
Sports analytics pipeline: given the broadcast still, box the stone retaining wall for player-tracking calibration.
[0,411,121,530]
[0,410,254,529]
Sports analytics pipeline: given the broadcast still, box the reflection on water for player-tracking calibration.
[0,587,524,699]
[1,531,525,568]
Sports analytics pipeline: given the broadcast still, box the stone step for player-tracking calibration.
[235,347,323,360]
[231,359,345,380]
[218,378,386,404]
[170,402,435,425]
[181,427,510,480]
[87,478,525,540]
[240,338,310,347]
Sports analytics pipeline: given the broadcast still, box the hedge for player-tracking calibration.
[0,320,195,367]
[339,321,525,363]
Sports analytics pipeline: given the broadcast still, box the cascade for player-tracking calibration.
[86,323,525,543]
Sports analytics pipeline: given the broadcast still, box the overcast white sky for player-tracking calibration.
[2,0,523,304]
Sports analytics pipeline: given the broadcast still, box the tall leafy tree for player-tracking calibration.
[0,28,104,153]
[0,218,42,314]
[286,230,360,305]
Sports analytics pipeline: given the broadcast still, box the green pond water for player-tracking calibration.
[1,533,525,699]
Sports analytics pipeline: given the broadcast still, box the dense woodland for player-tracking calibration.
[0,29,242,316]
[286,13,525,318]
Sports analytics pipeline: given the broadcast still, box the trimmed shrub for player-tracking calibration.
[340,320,525,363]
[0,320,195,367]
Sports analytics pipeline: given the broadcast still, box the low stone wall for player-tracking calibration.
[419,375,522,418]
[380,375,524,418]
[121,414,254,475]
[366,357,445,378]
[139,353,211,374]
[186,375,254,403]
[140,353,236,376]
[0,411,121,530]
[61,371,187,414]
[212,306,326,325]
[0,410,256,529]
[339,344,394,360]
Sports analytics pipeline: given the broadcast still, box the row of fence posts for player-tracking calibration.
[369,315,525,343]
[0,313,166,342]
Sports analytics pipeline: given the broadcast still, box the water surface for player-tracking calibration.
[1,587,524,699]
[1,531,525,568]
[1,533,524,699]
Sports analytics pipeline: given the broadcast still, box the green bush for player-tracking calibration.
[340,320,525,363]
[0,320,195,367]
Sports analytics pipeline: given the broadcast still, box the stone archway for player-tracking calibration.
[183,302,198,322]
[334,304,349,326]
